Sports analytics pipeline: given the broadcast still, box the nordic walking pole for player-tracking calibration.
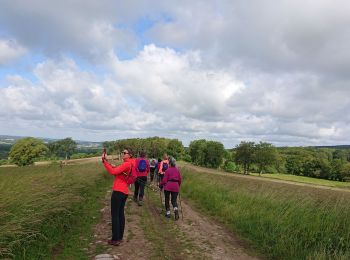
[146,178,150,206]
[178,192,184,220]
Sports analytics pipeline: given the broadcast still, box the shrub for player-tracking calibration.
[223,161,239,172]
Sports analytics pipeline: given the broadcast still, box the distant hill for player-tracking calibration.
[313,145,350,149]
[0,135,103,148]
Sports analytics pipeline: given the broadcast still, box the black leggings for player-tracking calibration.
[149,168,155,182]
[134,176,147,200]
[164,190,178,211]
[111,191,128,241]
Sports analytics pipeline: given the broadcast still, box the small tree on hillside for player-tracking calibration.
[235,141,255,174]
[9,137,48,166]
[254,142,278,175]
[189,139,207,166]
[167,139,184,159]
[58,138,77,160]
[205,141,225,168]
[48,137,77,160]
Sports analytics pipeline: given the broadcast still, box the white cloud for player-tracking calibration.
[0,39,26,65]
[111,44,243,120]
[1,1,350,146]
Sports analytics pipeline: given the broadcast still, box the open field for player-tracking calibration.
[0,161,110,259]
[250,172,350,189]
[180,165,350,259]
[180,162,350,193]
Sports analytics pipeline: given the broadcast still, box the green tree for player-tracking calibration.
[167,139,184,159]
[332,149,347,162]
[9,137,48,166]
[205,141,225,168]
[47,138,77,160]
[235,141,255,174]
[340,163,350,181]
[254,142,278,175]
[57,138,77,160]
[285,156,303,175]
[189,139,207,165]
[331,159,345,181]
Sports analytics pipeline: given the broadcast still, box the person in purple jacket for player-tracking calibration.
[160,156,182,220]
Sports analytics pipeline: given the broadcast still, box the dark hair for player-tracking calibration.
[158,158,162,163]
[140,151,146,157]
[125,147,133,157]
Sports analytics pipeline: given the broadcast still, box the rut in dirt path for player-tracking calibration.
[88,190,153,260]
[88,185,261,260]
[175,199,261,260]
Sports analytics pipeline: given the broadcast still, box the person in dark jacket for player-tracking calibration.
[160,156,182,220]
[134,151,150,206]
[156,158,162,184]
[102,147,134,246]
[149,158,157,183]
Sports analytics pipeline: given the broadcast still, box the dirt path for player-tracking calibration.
[88,190,153,260]
[88,184,261,260]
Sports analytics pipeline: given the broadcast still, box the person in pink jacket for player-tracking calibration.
[102,147,134,246]
[160,156,182,220]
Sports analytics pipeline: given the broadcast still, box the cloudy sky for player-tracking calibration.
[1,0,350,147]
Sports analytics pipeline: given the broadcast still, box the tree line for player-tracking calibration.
[103,137,185,160]
[4,136,350,182]
[230,142,350,181]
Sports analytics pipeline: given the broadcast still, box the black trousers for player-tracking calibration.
[111,191,128,241]
[164,190,178,211]
[149,168,155,182]
[134,176,147,200]
[158,173,164,184]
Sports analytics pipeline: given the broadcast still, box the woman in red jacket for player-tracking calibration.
[102,147,134,246]
[160,156,182,220]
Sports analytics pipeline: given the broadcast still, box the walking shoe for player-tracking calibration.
[165,211,171,218]
[174,209,179,220]
[107,240,121,246]
[138,200,143,206]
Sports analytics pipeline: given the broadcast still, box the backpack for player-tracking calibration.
[138,159,147,172]
[150,159,156,168]
[124,163,137,185]
[162,162,169,171]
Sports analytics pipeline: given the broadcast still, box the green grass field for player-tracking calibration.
[250,172,350,189]
[181,166,350,260]
[2,161,350,259]
[0,162,110,259]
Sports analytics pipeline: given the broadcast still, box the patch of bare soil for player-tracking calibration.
[176,199,260,260]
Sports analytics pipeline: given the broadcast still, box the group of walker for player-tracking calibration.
[102,148,182,246]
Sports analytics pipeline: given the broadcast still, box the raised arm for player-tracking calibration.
[103,161,131,176]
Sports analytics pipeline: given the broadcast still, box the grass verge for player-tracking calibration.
[0,161,110,259]
[181,166,350,260]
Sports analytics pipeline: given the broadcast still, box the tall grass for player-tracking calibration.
[181,167,350,259]
[0,162,110,259]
